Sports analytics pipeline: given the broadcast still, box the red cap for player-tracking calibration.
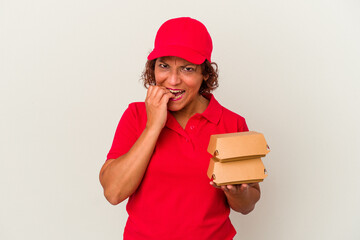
[148,17,213,64]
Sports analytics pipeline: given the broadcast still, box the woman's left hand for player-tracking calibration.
[210,181,255,195]
[210,181,261,214]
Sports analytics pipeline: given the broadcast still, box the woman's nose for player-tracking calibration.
[167,70,181,85]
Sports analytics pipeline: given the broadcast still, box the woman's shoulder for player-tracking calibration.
[211,96,245,121]
[122,101,147,121]
[128,101,146,111]
[214,99,248,131]
[221,105,246,121]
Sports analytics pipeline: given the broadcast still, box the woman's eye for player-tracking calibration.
[159,63,168,68]
[183,67,194,72]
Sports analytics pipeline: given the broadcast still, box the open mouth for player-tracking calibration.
[168,89,185,101]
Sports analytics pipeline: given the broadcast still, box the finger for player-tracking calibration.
[225,185,237,194]
[146,85,163,102]
[147,86,167,103]
[160,91,175,104]
[146,85,154,100]
[154,86,171,99]
[209,181,221,189]
[227,185,243,194]
[221,185,229,192]
[148,86,174,104]
[148,85,162,99]
[154,88,174,106]
[240,184,249,192]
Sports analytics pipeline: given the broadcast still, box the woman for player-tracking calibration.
[100,17,261,240]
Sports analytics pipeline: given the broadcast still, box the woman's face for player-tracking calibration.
[154,56,207,113]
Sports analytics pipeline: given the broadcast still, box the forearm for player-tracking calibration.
[224,183,261,214]
[100,126,161,205]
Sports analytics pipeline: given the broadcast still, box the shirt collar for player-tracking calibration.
[165,93,222,132]
[199,93,222,124]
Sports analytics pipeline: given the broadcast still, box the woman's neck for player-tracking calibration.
[170,94,210,129]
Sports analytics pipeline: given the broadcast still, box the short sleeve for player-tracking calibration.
[106,102,146,160]
[237,116,249,132]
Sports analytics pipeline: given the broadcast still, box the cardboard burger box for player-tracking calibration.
[207,131,270,186]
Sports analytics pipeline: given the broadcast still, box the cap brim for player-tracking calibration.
[148,45,206,65]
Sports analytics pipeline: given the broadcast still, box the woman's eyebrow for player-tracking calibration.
[178,61,195,67]
[182,64,198,70]
[157,57,167,63]
[157,58,196,68]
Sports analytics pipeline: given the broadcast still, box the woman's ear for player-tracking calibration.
[204,74,209,81]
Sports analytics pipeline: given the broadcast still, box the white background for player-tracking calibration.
[1,0,359,239]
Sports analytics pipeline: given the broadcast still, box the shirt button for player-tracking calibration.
[190,126,195,130]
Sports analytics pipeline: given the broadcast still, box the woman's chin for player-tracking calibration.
[167,105,181,112]
[167,101,184,112]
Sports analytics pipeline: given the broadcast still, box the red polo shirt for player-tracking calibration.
[107,94,248,240]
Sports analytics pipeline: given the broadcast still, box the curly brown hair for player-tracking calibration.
[141,59,219,94]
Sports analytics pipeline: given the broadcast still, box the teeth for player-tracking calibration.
[169,89,184,93]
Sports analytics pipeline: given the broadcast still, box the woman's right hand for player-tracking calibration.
[145,86,174,131]
[100,86,174,205]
